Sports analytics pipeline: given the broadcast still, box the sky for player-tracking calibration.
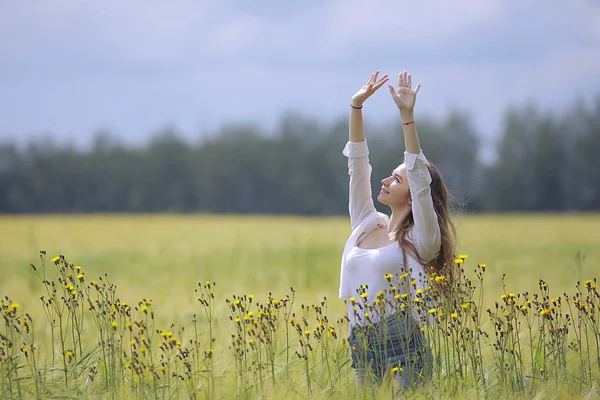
[1,0,599,156]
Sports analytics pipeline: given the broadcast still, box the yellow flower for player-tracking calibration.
[435,275,445,283]
[360,293,368,299]
[454,258,464,265]
[451,313,458,319]
[51,256,60,263]
[400,273,409,280]
[248,294,254,300]
[112,321,118,329]
[479,264,486,269]
[428,308,437,314]
[461,303,469,309]
[384,273,393,281]
[458,254,468,260]
[416,289,423,295]
[394,294,401,300]
[304,330,310,336]
[9,303,19,311]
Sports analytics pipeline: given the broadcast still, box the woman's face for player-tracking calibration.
[377,164,411,208]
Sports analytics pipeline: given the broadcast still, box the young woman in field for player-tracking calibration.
[339,70,457,390]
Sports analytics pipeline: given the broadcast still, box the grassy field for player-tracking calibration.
[1,213,600,399]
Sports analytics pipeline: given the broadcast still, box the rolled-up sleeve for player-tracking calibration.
[404,150,441,263]
[343,140,376,229]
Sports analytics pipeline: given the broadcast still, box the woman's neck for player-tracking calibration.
[387,205,411,235]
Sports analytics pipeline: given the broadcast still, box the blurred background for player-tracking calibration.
[0,0,599,214]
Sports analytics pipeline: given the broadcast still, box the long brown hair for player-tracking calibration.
[394,162,458,280]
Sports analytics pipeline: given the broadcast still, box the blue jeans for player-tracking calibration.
[348,312,433,390]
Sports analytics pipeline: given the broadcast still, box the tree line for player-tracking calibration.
[0,94,599,214]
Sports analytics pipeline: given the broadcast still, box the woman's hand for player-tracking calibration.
[388,70,421,113]
[351,70,389,108]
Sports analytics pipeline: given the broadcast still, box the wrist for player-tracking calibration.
[399,109,414,122]
[351,100,363,109]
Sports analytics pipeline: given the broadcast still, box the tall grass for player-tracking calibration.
[1,213,600,399]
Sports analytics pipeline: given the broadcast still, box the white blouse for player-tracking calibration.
[338,139,441,326]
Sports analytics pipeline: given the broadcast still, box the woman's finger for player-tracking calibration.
[398,72,403,89]
[414,83,421,93]
[388,84,397,97]
[407,73,412,89]
[373,74,389,89]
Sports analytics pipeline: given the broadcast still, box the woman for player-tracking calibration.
[339,70,457,390]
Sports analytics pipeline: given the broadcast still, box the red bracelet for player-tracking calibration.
[402,120,415,126]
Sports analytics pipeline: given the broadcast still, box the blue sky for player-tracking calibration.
[1,0,599,157]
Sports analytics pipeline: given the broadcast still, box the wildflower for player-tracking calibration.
[112,321,118,330]
[304,330,310,337]
[461,303,469,310]
[384,273,393,281]
[394,294,401,300]
[21,347,29,357]
[9,303,19,311]
[458,254,468,260]
[391,366,403,373]
[435,275,445,283]
[454,258,464,265]
[360,293,368,299]
[400,273,409,280]
[77,273,84,282]
[411,279,417,287]
[75,265,82,271]
[140,347,146,353]
[248,294,254,300]
[428,308,437,314]
[451,313,458,319]
[66,351,74,361]
[51,256,60,263]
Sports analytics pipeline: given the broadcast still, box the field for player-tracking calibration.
[1,213,600,399]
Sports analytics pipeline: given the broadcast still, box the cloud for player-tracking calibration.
[0,0,599,145]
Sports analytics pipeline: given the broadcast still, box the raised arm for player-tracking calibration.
[389,71,441,261]
[344,71,389,229]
